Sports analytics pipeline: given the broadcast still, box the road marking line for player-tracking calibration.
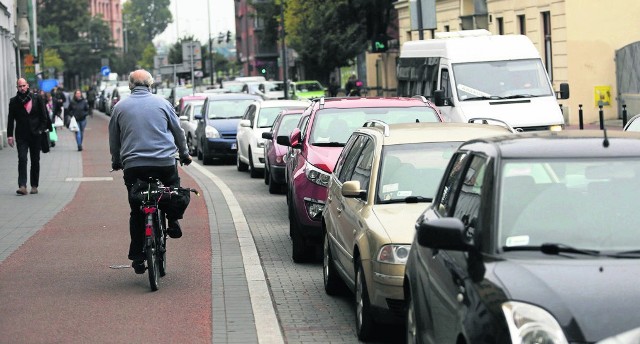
[65,177,114,182]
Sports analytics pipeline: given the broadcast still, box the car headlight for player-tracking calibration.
[304,162,330,187]
[548,124,563,132]
[205,125,220,139]
[376,244,411,264]
[502,301,568,344]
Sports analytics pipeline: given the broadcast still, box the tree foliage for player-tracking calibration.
[122,0,173,72]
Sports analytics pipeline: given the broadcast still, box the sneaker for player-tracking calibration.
[30,187,38,194]
[16,186,27,196]
[167,219,182,238]
[132,260,146,274]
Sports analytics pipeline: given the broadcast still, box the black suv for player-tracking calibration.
[404,130,640,343]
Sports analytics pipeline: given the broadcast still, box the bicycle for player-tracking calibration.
[136,178,199,291]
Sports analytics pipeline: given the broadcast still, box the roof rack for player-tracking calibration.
[363,120,390,137]
[467,117,516,133]
[412,95,429,104]
[319,96,325,109]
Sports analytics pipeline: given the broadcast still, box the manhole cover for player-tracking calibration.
[110,265,132,269]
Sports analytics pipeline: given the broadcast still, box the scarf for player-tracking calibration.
[17,90,32,105]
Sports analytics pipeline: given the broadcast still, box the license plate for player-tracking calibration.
[231,143,237,150]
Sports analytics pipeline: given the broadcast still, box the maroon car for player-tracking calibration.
[262,109,305,194]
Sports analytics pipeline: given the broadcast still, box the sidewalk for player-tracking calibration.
[0,112,282,343]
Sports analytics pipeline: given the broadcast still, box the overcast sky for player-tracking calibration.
[153,0,235,46]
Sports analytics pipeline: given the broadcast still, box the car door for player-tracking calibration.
[426,153,490,343]
[238,104,256,163]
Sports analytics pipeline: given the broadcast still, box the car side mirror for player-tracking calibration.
[558,83,570,100]
[179,115,188,121]
[240,119,251,128]
[194,113,202,120]
[276,135,290,146]
[416,217,473,251]
[433,90,448,107]
[341,180,366,200]
[262,132,273,140]
[288,128,302,149]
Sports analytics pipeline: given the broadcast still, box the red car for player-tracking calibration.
[262,109,305,194]
[278,96,444,262]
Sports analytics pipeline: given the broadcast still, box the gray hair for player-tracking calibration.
[129,69,154,90]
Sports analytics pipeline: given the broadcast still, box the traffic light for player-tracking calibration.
[371,34,388,53]
[260,68,266,74]
[226,30,232,43]
[218,32,224,44]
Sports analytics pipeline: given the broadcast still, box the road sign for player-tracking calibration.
[182,41,202,61]
[101,66,111,77]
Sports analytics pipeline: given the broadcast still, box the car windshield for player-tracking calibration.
[275,114,303,136]
[377,142,459,204]
[258,107,307,128]
[222,83,244,93]
[176,88,193,99]
[265,82,284,92]
[296,82,322,92]
[193,104,203,115]
[452,59,553,100]
[207,99,256,119]
[309,107,440,145]
[499,158,640,252]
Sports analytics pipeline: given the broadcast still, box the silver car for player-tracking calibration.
[179,101,205,156]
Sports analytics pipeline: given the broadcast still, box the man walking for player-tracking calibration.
[6,78,49,195]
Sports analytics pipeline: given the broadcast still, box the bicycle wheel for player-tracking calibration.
[158,211,167,277]
[146,235,159,291]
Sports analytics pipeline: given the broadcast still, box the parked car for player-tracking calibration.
[279,96,444,262]
[262,109,304,193]
[623,113,640,131]
[169,86,195,109]
[404,130,640,344]
[179,99,206,156]
[176,94,207,117]
[195,93,263,165]
[236,99,310,177]
[98,85,116,113]
[260,81,286,100]
[105,85,129,116]
[322,121,512,340]
[290,80,326,100]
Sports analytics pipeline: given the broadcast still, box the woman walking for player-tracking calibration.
[68,89,90,151]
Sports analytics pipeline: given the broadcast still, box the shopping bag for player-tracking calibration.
[68,116,79,132]
[49,126,58,142]
[41,131,50,153]
[53,115,64,128]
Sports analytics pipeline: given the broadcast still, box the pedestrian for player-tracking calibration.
[345,74,362,97]
[68,89,90,151]
[6,78,49,195]
[53,86,67,125]
[328,77,340,97]
[109,69,192,274]
[87,86,96,111]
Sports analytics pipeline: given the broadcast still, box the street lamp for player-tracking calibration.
[207,0,215,86]
[280,0,288,99]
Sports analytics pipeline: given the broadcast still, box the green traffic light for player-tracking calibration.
[375,41,385,49]
[261,68,266,74]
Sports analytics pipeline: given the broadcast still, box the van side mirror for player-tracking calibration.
[558,83,570,100]
[434,90,446,107]
[262,132,273,140]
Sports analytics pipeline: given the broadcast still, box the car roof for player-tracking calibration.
[461,130,640,159]
[356,122,513,146]
[255,99,310,108]
[313,96,437,109]
[204,93,263,101]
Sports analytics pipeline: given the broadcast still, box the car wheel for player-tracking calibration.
[405,288,418,344]
[290,205,310,263]
[323,232,345,295]
[356,259,376,341]
[237,148,248,171]
[249,149,261,178]
[264,163,269,185]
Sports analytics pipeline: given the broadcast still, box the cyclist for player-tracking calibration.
[108,69,192,274]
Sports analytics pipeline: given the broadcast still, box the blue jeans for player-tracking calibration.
[76,118,87,147]
[16,136,41,188]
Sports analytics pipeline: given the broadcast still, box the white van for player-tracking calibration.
[397,30,569,131]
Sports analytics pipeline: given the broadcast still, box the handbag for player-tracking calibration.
[41,131,51,153]
[53,115,64,128]
[49,126,58,142]
[68,116,79,132]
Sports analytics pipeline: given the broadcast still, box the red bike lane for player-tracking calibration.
[0,114,213,343]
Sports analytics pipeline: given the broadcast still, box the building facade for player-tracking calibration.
[392,0,640,125]
[89,0,122,49]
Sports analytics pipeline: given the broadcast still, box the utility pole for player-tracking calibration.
[280,0,289,99]
[207,0,215,86]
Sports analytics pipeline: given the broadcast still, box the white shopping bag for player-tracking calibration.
[68,116,79,132]
[53,115,64,128]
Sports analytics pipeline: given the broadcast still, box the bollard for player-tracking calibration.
[579,104,584,130]
[599,104,604,130]
[623,104,628,128]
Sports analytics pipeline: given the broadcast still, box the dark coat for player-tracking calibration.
[7,93,48,140]
[68,97,90,122]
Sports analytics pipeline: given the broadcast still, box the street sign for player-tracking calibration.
[101,66,111,77]
[182,41,202,61]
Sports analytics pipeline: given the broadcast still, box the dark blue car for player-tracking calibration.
[195,93,263,165]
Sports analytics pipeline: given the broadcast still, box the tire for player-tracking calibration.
[356,260,376,340]
[146,237,159,292]
[405,288,418,344]
[237,148,248,171]
[249,149,261,178]
[323,232,345,295]
[158,215,167,277]
[264,164,269,185]
[290,205,309,263]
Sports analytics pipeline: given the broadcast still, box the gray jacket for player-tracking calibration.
[109,86,188,169]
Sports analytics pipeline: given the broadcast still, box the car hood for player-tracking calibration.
[371,203,427,244]
[207,118,239,134]
[493,258,640,342]
[306,145,343,173]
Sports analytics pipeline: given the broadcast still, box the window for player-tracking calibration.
[452,155,488,235]
[542,11,553,81]
[517,15,526,34]
[350,138,375,191]
[440,69,451,105]
[496,17,504,35]
[437,152,469,216]
[333,135,359,180]
[338,136,367,183]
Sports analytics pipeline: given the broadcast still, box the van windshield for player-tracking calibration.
[452,59,553,101]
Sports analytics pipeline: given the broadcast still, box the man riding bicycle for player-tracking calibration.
[109,69,192,274]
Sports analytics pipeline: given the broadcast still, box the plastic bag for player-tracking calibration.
[53,115,64,128]
[49,126,58,142]
[68,116,79,132]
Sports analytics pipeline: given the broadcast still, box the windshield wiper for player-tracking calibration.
[502,94,539,99]
[503,243,601,256]
[312,142,345,147]
[605,250,640,258]
[381,196,432,204]
[463,96,495,101]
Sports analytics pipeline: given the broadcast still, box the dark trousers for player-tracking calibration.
[123,165,180,260]
[16,136,41,188]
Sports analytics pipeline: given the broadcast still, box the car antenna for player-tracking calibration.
[602,126,609,148]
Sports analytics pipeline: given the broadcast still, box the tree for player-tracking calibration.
[122,0,172,71]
